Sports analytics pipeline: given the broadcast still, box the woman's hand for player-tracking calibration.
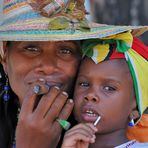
[16,86,74,148]
[61,123,98,148]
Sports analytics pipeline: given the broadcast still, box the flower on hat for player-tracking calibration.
[27,0,89,31]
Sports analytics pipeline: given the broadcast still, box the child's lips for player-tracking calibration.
[81,106,100,123]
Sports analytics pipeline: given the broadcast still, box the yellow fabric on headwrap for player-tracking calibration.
[125,49,148,115]
[103,30,133,48]
[90,31,133,64]
[92,44,110,64]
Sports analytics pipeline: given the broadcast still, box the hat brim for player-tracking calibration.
[0,20,148,41]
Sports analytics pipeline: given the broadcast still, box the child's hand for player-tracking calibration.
[61,123,98,148]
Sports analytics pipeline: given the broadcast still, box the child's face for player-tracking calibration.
[74,58,136,134]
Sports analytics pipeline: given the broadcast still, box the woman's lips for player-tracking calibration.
[28,79,63,90]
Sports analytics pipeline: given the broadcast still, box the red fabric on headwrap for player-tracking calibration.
[107,37,148,61]
[132,37,148,60]
[109,48,125,59]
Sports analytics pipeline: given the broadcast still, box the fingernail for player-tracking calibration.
[90,137,95,143]
[54,86,60,90]
[92,135,96,139]
[69,99,73,103]
[33,85,40,94]
[93,126,98,132]
[39,78,46,82]
[62,91,68,97]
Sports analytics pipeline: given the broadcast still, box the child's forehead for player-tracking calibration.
[80,57,131,77]
[81,57,128,70]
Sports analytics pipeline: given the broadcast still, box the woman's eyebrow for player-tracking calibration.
[59,41,80,47]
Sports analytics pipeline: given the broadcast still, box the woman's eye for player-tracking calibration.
[78,81,89,87]
[59,48,72,55]
[24,46,40,53]
[103,86,116,91]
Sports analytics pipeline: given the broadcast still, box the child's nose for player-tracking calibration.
[84,90,99,102]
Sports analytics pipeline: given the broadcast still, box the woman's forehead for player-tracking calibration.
[7,40,80,46]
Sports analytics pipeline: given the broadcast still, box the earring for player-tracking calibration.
[128,119,135,127]
[3,76,10,101]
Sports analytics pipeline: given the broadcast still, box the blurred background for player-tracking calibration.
[85,0,148,45]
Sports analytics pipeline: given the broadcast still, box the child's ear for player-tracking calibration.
[129,110,140,121]
[129,96,140,120]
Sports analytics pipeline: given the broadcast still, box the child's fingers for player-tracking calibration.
[62,131,95,147]
[85,123,98,132]
[67,132,95,143]
[65,127,95,139]
[66,123,97,136]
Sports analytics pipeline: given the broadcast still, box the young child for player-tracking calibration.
[61,32,148,148]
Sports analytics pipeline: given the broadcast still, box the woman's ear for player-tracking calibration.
[1,41,8,74]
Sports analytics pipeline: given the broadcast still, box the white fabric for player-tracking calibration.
[115,140,148,148]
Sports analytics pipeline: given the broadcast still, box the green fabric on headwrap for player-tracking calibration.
[82,37,131,58]
[116,40,130,52]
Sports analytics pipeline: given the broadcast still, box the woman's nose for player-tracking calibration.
[34,55,58,75]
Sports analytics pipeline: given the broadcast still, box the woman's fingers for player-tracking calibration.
[19,86,37,116]
[44,90,69,122]
[57,99,74,120]
[51,99,74,130]
[33,86,60,118]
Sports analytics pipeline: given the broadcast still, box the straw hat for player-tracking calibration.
[0,0,148,41]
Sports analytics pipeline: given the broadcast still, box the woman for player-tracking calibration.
[0,0,147,147]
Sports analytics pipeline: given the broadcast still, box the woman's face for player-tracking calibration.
[74,58,137,134]
[2,41,81,104]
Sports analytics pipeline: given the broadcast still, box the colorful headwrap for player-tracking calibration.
[82,31,148,122]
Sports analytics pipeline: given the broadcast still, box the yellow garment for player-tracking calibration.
[127,114,148,142]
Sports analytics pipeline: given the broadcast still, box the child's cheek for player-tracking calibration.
[73,94,83,122]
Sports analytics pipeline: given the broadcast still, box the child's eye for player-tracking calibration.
[78,81,89,87]
[103,86,116,91]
